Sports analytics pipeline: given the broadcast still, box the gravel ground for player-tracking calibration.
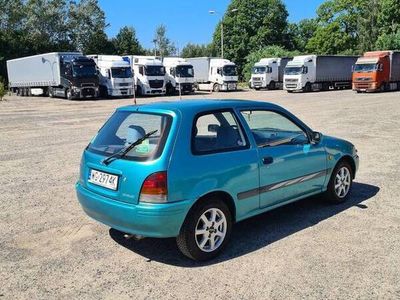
[0,89,399,299]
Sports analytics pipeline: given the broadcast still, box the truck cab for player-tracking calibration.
[163,57,195,95]
[58,55,99,99]
[284,55,316,92]
[88,55,134,98]
[124,56,166,96]
[209,59,238,92]
[249,58,279,90]
[352,51,391,92]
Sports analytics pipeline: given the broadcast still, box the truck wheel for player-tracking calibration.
[304,82,311,92]
[49,87,54,98]
[213,83,220,92]
[322,83,329,91]
[380,83,387,92]
[324,160,353,204]
[268,81,276,90]
[177,198,232,261]
[66,88,73,100]
[166,83,174,95]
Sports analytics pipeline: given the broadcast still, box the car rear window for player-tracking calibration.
[87,111,172,161]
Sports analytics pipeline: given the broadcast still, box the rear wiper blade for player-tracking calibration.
[102,130,158,165]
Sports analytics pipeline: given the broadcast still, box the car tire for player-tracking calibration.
[176,198,232,261]
[324,160,353,204]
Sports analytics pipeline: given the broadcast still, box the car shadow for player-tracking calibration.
[109,182,379,267]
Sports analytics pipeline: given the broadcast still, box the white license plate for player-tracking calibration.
[88,169,118,190]
[228,83,236,90]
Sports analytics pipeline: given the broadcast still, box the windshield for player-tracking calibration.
[111,67,132,78]
[176,65,194,77]
[87,111,172,161]
[284,66,303,75]
[223,65,237,76]
[354,64,377,72]
[145,65,165,76]
[72,64,97,77]
[252,66,266,74]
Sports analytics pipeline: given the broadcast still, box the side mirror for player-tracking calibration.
[311,131,322,143]
[208,124,220,133]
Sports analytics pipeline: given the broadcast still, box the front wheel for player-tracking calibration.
[177,199,232,261]
[324,160,353,203]
[213,83,220,92]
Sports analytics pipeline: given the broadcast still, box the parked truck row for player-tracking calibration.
[6,50,399,99]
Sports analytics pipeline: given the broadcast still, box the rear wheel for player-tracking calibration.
[49,87,54,98]
[268,81,276,90]
[177,198,232,261]
[324,160,353,204]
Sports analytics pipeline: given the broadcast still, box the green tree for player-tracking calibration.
[243,45,300,81]
[153,24,176,56]
[287,19,318,52]
[306,0,365,54]
[113,26,144,55]
[68,0,109,53]
[375,0,400,49]
[0,81,6,101]
[211,0,289,77]
[181,43,214,58]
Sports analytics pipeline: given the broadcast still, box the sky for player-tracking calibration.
[98,0,324,50]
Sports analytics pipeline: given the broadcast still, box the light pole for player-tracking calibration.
[209,8,238,58]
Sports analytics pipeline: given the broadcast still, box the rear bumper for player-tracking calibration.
[76,183,191,238]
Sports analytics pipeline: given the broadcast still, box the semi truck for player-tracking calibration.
[123,55,166,96]
[7,52,99,99]
[186,57,238,92]
[283,55,358,92]
[163,57,195,95]
[249,57,292,90]
[87,55,134,98]
[352,51,400,92]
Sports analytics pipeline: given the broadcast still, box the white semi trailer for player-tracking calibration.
[249,57,292,90]
[186,57,238,92]
[87,55,134,98]
[163,57,195,95]
[283,55,359,92]
[7,52,99,99]
[123,55,166,96]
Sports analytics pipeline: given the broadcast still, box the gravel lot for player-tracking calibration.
[1,89,399,299]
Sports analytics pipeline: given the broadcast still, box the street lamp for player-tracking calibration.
[209,8,238,58]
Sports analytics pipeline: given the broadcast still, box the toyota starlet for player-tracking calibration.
[76,99,359,261]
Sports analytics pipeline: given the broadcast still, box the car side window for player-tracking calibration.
[240,110,309,147]
[192,111,247,154]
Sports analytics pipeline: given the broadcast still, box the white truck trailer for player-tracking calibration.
[186,57,238,92]
[123,55,166,96]
[249,57,292,90]
[283,55,359,92]
[163,57,195,95]
[87,55,134,98]
[7,52,99,99]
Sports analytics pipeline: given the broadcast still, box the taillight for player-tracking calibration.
[139,171,168,203]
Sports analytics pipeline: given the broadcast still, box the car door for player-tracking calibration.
[239,109,327,208]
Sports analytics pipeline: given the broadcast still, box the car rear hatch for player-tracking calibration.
[79,108,176,205]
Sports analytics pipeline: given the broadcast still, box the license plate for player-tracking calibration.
[228,83,236,90]
[88,169,118,190]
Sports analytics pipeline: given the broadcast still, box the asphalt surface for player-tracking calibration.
[0,89,399,299]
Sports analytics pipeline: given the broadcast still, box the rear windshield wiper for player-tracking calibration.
[102,130,158,165]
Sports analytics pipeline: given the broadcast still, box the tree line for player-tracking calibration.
[1,0,400,83]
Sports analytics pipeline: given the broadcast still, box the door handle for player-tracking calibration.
[262,156,274,165]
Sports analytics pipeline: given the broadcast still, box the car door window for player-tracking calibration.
[240,110,309,147]
[192,111,247,154]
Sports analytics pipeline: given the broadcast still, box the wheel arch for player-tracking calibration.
[186,191,237,223]
[336,155,356,179]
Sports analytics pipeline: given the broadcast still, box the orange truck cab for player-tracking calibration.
[352,50,400,92]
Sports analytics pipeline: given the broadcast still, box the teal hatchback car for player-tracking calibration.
[76,99,359,260]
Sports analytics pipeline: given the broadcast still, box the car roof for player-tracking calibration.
[117,99,282,114]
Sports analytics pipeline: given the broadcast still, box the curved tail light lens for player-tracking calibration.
[139,171,167,203]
